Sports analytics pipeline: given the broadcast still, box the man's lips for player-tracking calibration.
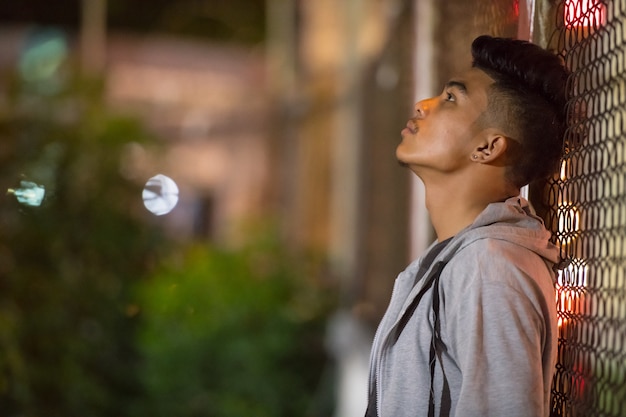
[404,120,417,134]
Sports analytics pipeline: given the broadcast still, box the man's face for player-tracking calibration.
[396,67,495,176]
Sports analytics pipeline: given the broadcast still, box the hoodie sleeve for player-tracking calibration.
[442,238,555,417]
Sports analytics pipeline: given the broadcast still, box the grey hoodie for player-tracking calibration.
[368,197,559,417]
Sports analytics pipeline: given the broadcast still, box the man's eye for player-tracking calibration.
[445,92,455,102]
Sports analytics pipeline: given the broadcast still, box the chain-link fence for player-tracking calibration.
[430,0,625,415]
[543,1,626,416]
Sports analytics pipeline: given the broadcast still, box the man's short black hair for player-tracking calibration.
[471,35,569,188]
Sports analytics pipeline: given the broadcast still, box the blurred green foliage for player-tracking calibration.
[134,236,335,417]
[0,0,266,45]
[0,67,168,416]
[0,34,334,416]
[108,0,266,43]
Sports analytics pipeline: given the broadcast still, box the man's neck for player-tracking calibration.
[421,173,519,241]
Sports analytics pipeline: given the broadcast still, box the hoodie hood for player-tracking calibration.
[431,196,560,269]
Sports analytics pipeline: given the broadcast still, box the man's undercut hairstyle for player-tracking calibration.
[471,35,569,188]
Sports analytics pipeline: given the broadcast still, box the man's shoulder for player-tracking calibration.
[451,235,542,262]
[443,237,553,289]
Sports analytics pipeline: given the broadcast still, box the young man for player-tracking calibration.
[365,35,569,417]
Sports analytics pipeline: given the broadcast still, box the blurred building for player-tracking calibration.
[105,34,270,243]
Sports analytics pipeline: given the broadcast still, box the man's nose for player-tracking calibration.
[414,98,432,119]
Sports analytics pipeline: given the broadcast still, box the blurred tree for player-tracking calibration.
[0,68,168,415]
[134,234,336,417]
[108,0,266,43]
[0,61,334,417]
[0,0,266,45]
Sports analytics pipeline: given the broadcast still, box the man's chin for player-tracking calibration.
[395,151,409,168]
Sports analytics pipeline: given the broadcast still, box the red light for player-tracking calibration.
[564,0,606,28]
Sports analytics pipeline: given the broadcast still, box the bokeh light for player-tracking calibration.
[142,174,179,216]
[18,28,68,94]
[8,180,46,207]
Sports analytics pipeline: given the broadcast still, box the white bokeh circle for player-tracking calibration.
[142,174,179,216]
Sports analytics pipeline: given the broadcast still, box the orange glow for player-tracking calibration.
[556,282,575,327]
[564,0,606,28]
[556,262,587,328]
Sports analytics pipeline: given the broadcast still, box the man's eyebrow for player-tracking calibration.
[445,80,468,96]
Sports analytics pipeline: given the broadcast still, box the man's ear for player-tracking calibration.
[471,132,509,164]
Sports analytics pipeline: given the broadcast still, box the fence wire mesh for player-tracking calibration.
[544,1,626,416]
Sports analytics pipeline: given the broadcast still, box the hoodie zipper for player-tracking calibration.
[372,258,449,417]
[367,277,401,417]
[372,273,425,417]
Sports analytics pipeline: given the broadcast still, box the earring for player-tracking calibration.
[472,154,478,160]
